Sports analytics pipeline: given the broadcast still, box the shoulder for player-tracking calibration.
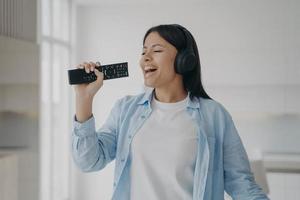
[117,92,146,104]
[198,97,232,121]
[197,97,236,139]
[113,91,148,109]
[107,92,147,120]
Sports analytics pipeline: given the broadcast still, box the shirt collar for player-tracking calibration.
[137,88,200,109]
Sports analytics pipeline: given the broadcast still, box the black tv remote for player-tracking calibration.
[68,62,128,85]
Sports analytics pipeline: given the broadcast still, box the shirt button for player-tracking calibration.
[128,135,132,139]
[113,182,116,187]
[141,115,145,119]
[121,158,125,162]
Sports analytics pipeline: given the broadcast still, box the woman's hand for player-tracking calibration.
[74,61,104,99]
[74,61,104,122]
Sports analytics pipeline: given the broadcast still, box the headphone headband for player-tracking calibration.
[173,24,193,50]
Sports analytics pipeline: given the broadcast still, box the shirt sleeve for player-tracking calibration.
[223,112,270,200]
[71,99,121,172]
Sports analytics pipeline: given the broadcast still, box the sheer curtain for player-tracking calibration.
[39,0,74,199]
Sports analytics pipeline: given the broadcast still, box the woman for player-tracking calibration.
[72,24,269,200]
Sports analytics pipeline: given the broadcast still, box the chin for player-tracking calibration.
[144,83,153,88]
[144,81,155,88]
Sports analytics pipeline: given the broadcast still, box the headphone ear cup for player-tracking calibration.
[174,51,184,74]
[175,49,197,74]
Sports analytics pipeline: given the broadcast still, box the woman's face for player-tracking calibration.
[140,31,182,89]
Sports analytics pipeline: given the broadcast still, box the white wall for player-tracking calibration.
[73,1,300,199]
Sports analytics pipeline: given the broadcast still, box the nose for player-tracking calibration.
[142,51,152,63]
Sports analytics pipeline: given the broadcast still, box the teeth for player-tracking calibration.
[144,66,156,72]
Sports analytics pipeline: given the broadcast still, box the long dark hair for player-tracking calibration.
[143,24,211,100]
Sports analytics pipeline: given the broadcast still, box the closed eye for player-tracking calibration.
[141,50,162,55]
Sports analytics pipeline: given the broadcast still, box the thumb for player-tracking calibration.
[94,68,104,83]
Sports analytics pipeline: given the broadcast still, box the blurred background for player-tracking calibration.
[0,0,299,199]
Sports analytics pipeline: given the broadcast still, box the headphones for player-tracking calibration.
[173,24,197,74]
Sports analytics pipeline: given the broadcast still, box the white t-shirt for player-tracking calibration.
[130,95,198,200]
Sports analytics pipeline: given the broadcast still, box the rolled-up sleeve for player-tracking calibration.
[72,99,121,172]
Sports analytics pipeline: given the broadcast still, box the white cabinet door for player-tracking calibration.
[0,153,18,200]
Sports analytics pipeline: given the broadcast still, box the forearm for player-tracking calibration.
[75,94,93,122]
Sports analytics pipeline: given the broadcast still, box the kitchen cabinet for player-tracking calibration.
[0,153,18,200]
[0,35,39,84]
[0,35,39,200]
[0,35,39,113]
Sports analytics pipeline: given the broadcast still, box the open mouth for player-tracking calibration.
[145,68,157,73]
[144,68,157,77]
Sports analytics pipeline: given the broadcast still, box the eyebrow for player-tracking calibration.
[143,44,165,49]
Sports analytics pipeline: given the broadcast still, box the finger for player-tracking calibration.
[89,62,96,71]
[77,64,84,69]
[94,68,104,79]
[83,62,90,73]
[95,62,102,72]
[94,69,104,87]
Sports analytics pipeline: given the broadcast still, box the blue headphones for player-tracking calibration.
[173,24,197,74]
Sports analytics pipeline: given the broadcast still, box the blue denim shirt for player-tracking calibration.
[72,89,269,200]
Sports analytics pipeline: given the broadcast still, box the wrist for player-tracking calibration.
[76,93,94,103]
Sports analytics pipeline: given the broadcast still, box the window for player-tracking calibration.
[39,0,73,199]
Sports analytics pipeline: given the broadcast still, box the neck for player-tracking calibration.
[154,87,188,103]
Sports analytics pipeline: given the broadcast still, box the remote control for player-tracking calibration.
[68,62,128,85]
